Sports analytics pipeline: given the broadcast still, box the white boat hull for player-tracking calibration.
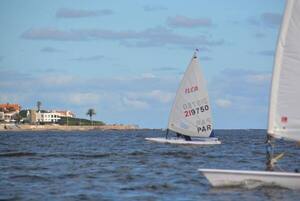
[145,137,221,145]
[198,169,300,190]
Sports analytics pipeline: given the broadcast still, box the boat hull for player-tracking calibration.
[145,137,221,145]
[198,169,300,190]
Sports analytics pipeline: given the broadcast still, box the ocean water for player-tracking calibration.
[0,129,299,201]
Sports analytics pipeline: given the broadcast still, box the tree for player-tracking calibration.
[86,108,96,125]
[37,101,42,112]
[13,113,22,123]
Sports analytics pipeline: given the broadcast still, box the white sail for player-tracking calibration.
[168,53,213,137]
[268,0,300,142]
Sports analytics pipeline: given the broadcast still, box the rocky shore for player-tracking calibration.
[0,124,139,132]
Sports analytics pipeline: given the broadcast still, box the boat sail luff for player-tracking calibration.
[168,53,213,137]
[268,0,300,142]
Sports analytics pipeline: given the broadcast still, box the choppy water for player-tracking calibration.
[0,129,299,201]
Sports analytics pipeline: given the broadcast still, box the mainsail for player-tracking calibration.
[168,53,213,137]
[268,0,300,142]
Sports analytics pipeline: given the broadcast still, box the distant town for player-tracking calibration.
[0,102,138,131]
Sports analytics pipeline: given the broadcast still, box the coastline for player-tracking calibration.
[0,124,139,132]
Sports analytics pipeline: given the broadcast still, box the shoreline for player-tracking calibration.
[0,124,139,132]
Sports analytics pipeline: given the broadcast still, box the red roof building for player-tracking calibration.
[0,103,21,112]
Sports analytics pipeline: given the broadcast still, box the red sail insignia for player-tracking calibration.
[281,116,288,123]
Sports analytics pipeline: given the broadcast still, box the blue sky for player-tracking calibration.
[0,0,285,128]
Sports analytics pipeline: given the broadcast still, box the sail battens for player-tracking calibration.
[168,54,213,137]
[268,0,300,142]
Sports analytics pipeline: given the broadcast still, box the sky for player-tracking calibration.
[0,0,285,129]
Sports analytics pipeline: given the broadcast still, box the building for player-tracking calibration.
[28,110,37,124]
[0,103,21,122]
[54,110,75,118]
[3,112,19,122]
[0,103,21,112]
[27,110,61,124]
[36,111,61,123]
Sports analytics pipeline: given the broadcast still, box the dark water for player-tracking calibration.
[0,129,299,201]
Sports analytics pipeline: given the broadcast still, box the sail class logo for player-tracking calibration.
[185,86,198,94]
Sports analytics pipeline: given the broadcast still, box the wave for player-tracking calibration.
[40,153,117,159]
[121,183,175,191]
[10,174,50,182]
[159,151,193,158]
[0,152,37,157]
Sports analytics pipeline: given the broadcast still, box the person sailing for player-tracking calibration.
[265,135,274,171]
[176,132,191,141]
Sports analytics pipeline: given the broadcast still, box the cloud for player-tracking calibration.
[167,15,212,28]
[56,8,113,18]
[247,17,260,26]
[254,32,266,38]
[21,27,223,49]
[211,69,271,105]
[21,28,86,41]
[248,12,281,28]
[66,92,101,106]
[200,56,212,61]
[72,55,105,62]
[261,12,282,28]
[0,69,33,83]
[126,90,174,104]
[140,73,156,79]
[246,73,272,84]
[209,69,272,128]
[122,97,149,109]
[41,47,62,53]
[0,68,179,105]
[152,67,177,72]
[0,68,183,127]
[4,67,271,128]
[40,74,75,86]
[215,99,232,108]
[143,5,167,12]
[257,50,274,56]
[0,93,27,104]
[146,90,174,103]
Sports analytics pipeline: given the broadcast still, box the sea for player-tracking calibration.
[0,129,299,201]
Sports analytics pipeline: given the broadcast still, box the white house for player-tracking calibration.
[3,111,18,122]
[36,111,61,123]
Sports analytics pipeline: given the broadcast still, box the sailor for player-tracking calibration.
[176,132,183,138]
[265,135,274,171]
[183,135,191,141]
[176,133,191,141]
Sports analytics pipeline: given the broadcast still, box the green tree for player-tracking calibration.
[37,101,42,112]
[86,108,96,125]
[13,113,22,123]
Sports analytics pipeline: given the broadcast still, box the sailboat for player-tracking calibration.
[146,51,221,145]
[199,0,300,189]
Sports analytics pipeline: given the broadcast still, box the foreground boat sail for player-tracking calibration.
[146,51,221,145]
[199,0,300,189]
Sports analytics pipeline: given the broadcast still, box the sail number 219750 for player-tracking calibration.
[184,105,209,117]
